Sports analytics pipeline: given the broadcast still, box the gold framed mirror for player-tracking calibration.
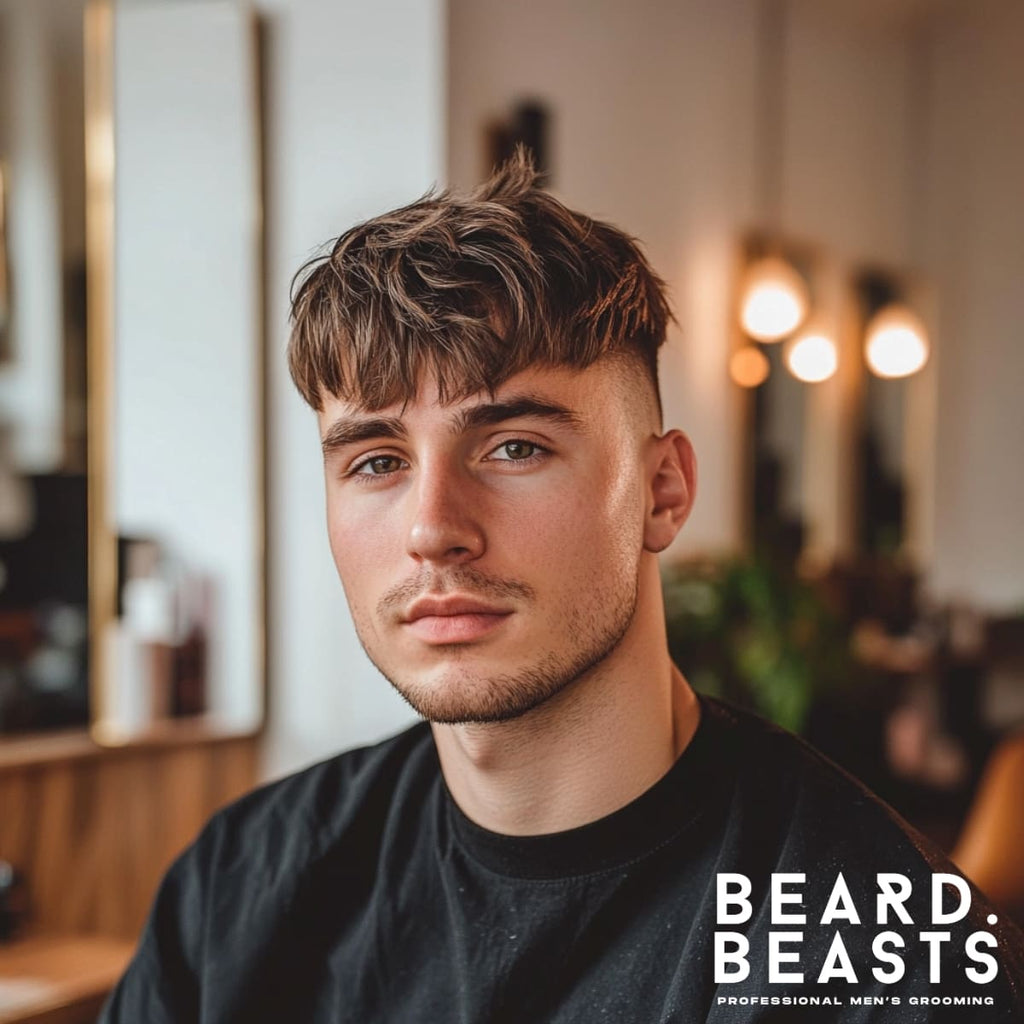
[87,0,265,745]
[0,0,264,745]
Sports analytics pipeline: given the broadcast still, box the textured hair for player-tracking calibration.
[288,150,672,416]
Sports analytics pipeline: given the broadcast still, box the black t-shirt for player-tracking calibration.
[100,698,1024,1022]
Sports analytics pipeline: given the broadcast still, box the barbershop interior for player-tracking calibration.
[0,0,1021,1016]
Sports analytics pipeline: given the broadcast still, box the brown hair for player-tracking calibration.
[288,150,672,416]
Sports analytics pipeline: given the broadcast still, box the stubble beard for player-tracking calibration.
[350,564,641,726]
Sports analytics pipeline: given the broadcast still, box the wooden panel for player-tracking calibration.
[0,935,133,1024]
[0,737,258,941]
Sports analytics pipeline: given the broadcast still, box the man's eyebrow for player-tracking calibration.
[320,396,583,456]
[320,416,407,456]
[454,395,584,433]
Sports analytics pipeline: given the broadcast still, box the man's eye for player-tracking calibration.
[353,455,406,476]
[490,440,542,461]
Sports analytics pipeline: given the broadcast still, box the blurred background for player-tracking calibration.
[0,0,1022,1013]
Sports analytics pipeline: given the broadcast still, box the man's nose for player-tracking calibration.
[405,459,485,564]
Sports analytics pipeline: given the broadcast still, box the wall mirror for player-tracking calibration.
[742,262,935,595]
[0,0,91,736]
[0,0,264,744]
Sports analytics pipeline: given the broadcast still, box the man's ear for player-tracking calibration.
[643,430,697,553]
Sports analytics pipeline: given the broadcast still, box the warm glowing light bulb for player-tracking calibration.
[865,304,929,379]
[785,332,837,383]
[730,345,770,388]
[739,257,809,342]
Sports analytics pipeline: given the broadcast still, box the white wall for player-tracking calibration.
[923,0,1024,611]
[259,0,444,780]
[782,0,912,268]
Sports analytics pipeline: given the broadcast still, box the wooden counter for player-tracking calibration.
[0,724,258,940]
[0,935,133,1024]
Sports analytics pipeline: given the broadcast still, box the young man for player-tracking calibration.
[103,156,1024,1022]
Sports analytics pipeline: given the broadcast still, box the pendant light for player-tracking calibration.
[730,345,771,388]
[738,0,807,345]
[785,330,838,383]
[740,256,809,342]
[864,303,929,379]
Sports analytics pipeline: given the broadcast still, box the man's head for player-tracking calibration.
[288,151,670,423]
[289,154,695,725]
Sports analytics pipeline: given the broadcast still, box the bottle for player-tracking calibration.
[109,538,177,732]
[171,574,208,717]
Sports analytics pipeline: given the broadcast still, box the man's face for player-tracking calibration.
[318,360,654,724]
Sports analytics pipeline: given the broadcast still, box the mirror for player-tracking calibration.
[0,0,264,742]
[750,339,809,562]
[0,0,90,735]
[92,0,265,742]
[742,261,934,584]
[852,272,935,574]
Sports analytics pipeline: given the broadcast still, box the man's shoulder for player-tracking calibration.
[696,698,1024,1011]
[191,719,437,878]
[698,696,949,871]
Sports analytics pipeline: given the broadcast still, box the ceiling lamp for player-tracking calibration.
[864,304,929,379]
[785,332,837,383]
[730,345,771,388]
[739,256,808,342]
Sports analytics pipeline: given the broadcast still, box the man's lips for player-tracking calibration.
[401,595,513,643]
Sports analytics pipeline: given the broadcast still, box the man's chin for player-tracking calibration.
[384,664,572,726]
[364,597,637,726]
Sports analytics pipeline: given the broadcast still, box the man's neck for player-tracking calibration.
[431,614,700,837]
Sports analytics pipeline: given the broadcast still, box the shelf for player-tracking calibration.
[0,714,260,772]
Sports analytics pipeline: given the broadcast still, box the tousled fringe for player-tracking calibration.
[288,148,672,412]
